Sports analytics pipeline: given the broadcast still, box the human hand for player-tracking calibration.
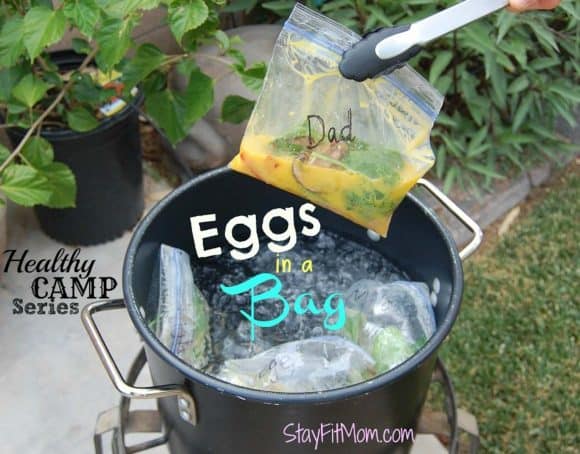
[509,0,561,12]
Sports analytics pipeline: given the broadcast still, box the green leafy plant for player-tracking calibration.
[234,0,580,193]
[0,0,265,208]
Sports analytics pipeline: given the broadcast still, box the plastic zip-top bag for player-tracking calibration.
[217,335,376,392]
[150,244,211,370]
[342,280,437,373]
[229,4,443,236]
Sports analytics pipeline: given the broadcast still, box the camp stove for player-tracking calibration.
[93,350,479,454]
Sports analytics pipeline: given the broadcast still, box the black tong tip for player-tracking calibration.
[339,25,421,82]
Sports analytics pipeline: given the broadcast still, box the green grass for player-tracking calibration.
[441,168,579,453]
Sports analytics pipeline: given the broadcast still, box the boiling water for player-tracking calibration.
[190,230,412,373]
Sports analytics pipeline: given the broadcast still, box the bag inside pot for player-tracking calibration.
[148,239,437,393]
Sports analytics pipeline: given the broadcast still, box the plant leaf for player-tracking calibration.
[96,0,160,18]
[429,51,453,85]
[496,10,516,44]
[434,75,453,95]
[145,91,184,144]
[69,72,115,106]
[182,69,214,125]
[529,56,559,71]
[0,65,26,102]
[526,20,558,53]
[121,43,165,91]
[507,75,529,94]
[435,145,446,179]
[488,56,507,110]
[221,95,254,124]
[237,61,267,92]
[168,0,209,43]
[559,0,580,20]
[141,70,166,94]
[262,0,295,14]
[12,74,51,108]
[512,92,534,132]
[550,97,577,127]
[466,162,504,179]
[549,84,580,103]
[222,0,257,13]
[441,135,464,158]
[466,143,490,158]
[467,126,489,157]
[66,106,100,132]
[436,114,458,128]
[72,37,92,55]
[0,17,26,68]
[443,165,458,193]
[0,144,11,165]
[214,30,230,51]
[7,102,28,116]
[31,0,54,6]
[365,5,392,26]
[226,48,246,70]
[0,164,51,206]
[499,38,527,67]
[462,22,496,54]
[23,6,66,61]
[532,124,559,142]
[145,69,213,144]
[498,132,536,145]
[63,0,101,38]
[95,16,136,71]
[22,136,54,168]
[39,162,77,208]
[175,57,199,78]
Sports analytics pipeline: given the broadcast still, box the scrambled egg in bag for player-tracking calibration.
[229,4,443,237]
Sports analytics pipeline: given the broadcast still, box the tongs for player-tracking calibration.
[339,0,509,81]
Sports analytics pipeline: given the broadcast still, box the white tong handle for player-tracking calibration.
[376,0,509,59]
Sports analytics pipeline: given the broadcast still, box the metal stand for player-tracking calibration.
[94,349,168,454]
[93,349,479,454]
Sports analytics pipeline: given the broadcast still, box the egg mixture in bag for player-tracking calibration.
[229,4,443,236]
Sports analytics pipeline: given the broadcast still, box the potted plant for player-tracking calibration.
[0,0,262,245]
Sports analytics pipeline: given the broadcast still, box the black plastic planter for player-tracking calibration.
[7,51,144,245]
[83,169,482,453]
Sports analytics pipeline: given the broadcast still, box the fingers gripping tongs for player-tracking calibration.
[339,0,509,81]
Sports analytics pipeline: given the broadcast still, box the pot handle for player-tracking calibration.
[416,179,483,260]
[81,299,197,426]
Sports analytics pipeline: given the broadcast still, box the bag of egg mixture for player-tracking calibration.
[229,4,443,237]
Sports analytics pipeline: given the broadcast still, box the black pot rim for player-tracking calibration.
[7,50,143,141]
[123,167,464,404]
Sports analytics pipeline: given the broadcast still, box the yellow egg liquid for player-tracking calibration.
[230,134,428,237]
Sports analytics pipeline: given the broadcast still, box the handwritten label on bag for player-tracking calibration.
[307,108,354,149]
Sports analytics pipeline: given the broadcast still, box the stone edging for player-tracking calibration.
[414,162,552,248]
[415,113,579,247]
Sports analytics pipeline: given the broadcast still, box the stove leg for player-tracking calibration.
[93,406,169,454]
[457,409,480,454]
[94,407,121,454]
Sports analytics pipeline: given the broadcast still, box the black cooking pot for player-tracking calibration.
[83,168,481,454]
